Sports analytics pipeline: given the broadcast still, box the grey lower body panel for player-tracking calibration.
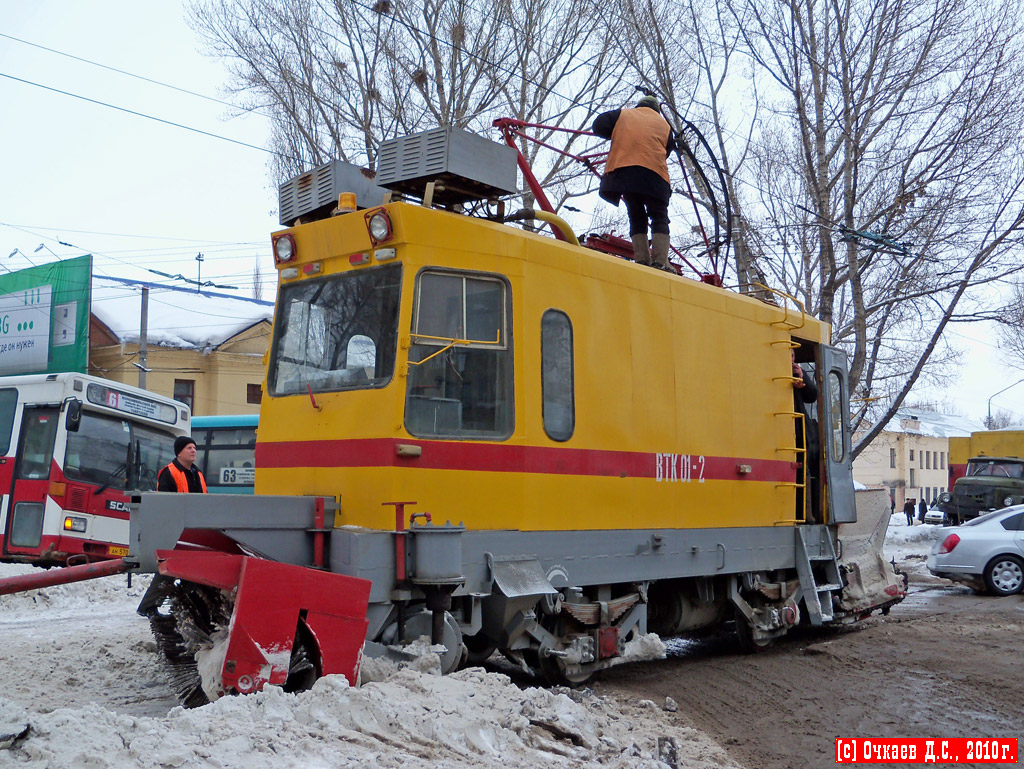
[332,524,813,604]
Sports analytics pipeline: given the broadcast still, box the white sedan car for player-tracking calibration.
[927,507,1024,595]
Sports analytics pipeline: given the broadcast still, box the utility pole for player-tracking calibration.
[196,253,204,293]
[987,378,1024,427]
[139,287,149,389]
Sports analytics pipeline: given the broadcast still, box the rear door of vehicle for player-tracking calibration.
[821,346,856,524]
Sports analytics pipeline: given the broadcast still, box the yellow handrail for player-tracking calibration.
[407,331,502,369]
[754,283,807,330]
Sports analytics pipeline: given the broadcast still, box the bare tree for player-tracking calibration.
[188,0,620,205]
[606,0,1024,456]
[996,281,1024,369]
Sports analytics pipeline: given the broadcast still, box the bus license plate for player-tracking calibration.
[108,545,129,557]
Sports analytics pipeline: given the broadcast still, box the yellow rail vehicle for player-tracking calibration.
[259,201,829,534]
[114,130,903,701]
[0,128,903,702]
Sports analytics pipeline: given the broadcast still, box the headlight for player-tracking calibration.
[365,209,393,244]
[939,492,951,503]
[272,233,297,264]
[63,516,87,533]
[1003,496,1014,507]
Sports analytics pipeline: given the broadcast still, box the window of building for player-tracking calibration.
[909,449,915,461]
[247,383,262,405]
[926,451,931,469]
[909,468,915,487]
[889,447,896,468]
[541,310,574,442]
[941,452,946,469]
[174,379,195,412]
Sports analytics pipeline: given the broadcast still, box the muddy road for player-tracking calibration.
[596,568,1024,769]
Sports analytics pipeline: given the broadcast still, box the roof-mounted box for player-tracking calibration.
[375,127,518,205]
[278,160,388,226]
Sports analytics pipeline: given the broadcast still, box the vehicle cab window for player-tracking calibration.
[405,270,512,439]
[268,265,401,395]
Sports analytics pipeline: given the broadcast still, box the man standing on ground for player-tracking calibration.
[592,95,675,270]
[157,435,207,493]
[139,435,206,615]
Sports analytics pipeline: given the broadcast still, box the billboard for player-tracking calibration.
[0,255,92,375]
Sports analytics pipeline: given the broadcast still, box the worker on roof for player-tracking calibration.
[592,95,675,270]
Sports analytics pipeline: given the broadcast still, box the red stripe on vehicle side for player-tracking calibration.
[255,439,797,483]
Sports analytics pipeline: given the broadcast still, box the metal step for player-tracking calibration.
[795,526,843,625]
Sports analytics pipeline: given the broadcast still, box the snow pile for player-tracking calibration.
[1,668,738,769]
[0,563,735,769]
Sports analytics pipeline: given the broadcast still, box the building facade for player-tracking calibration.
[87,277,273,416]
[853,412,982,510]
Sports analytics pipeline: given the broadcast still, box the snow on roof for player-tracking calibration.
[91,276,274,349]
[882,409,984,438]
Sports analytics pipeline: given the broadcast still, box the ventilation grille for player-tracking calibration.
[278,160,388,226]
[375,127,517,205]
[67,486,91,512]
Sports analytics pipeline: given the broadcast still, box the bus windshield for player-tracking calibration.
[64,413,177,491]
[268,265,401,395]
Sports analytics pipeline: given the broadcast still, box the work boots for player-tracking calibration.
[651,233,671,269]
[631,234,652,265]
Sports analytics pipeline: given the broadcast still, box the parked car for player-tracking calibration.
[923,508,947,525]
[927,507,1024,595]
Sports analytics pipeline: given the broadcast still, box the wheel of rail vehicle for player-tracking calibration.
[983,554,1024,596]
[463,632,498,666]
[733,606,776,653]
[533,615,595,687]
[537,649,595,687]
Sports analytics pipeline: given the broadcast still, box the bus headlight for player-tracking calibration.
[1003,496,1014,507]
[63,516,87,533]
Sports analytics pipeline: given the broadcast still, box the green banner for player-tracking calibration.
[0,255,92,375]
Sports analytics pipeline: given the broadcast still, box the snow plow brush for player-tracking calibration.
[143,550,371,708]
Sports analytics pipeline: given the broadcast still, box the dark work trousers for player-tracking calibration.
[623,194,670,236]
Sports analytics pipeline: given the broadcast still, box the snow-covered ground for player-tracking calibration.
[0,515,948,769]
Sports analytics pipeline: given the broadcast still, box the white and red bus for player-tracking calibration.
[0,373,190,566]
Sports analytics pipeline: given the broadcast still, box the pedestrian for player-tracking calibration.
[904,498,915,526]
[157,435,207,493]
[918,497,928,523]
[139,435,207,615]
[890,494,896,516]
[592,95,676,270]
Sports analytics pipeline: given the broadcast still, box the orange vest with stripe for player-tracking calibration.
[605,108,671,183]
[163,462,207,493]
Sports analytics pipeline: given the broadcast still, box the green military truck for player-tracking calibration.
[935,456,1024,525]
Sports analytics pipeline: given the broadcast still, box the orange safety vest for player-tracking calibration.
[605,107,671,183]
[163,462,207,493]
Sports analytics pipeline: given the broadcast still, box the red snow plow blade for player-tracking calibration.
[157,550,372,694]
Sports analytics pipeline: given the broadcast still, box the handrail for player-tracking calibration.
[407,331,502,369]
[754,283,807,330]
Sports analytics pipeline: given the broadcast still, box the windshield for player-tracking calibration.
[269,265,401,395]
[966,460,1024,479]
[64,413,177,491]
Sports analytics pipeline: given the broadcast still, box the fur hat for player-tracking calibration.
[174,435,197,456]
[636,95,660,110]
